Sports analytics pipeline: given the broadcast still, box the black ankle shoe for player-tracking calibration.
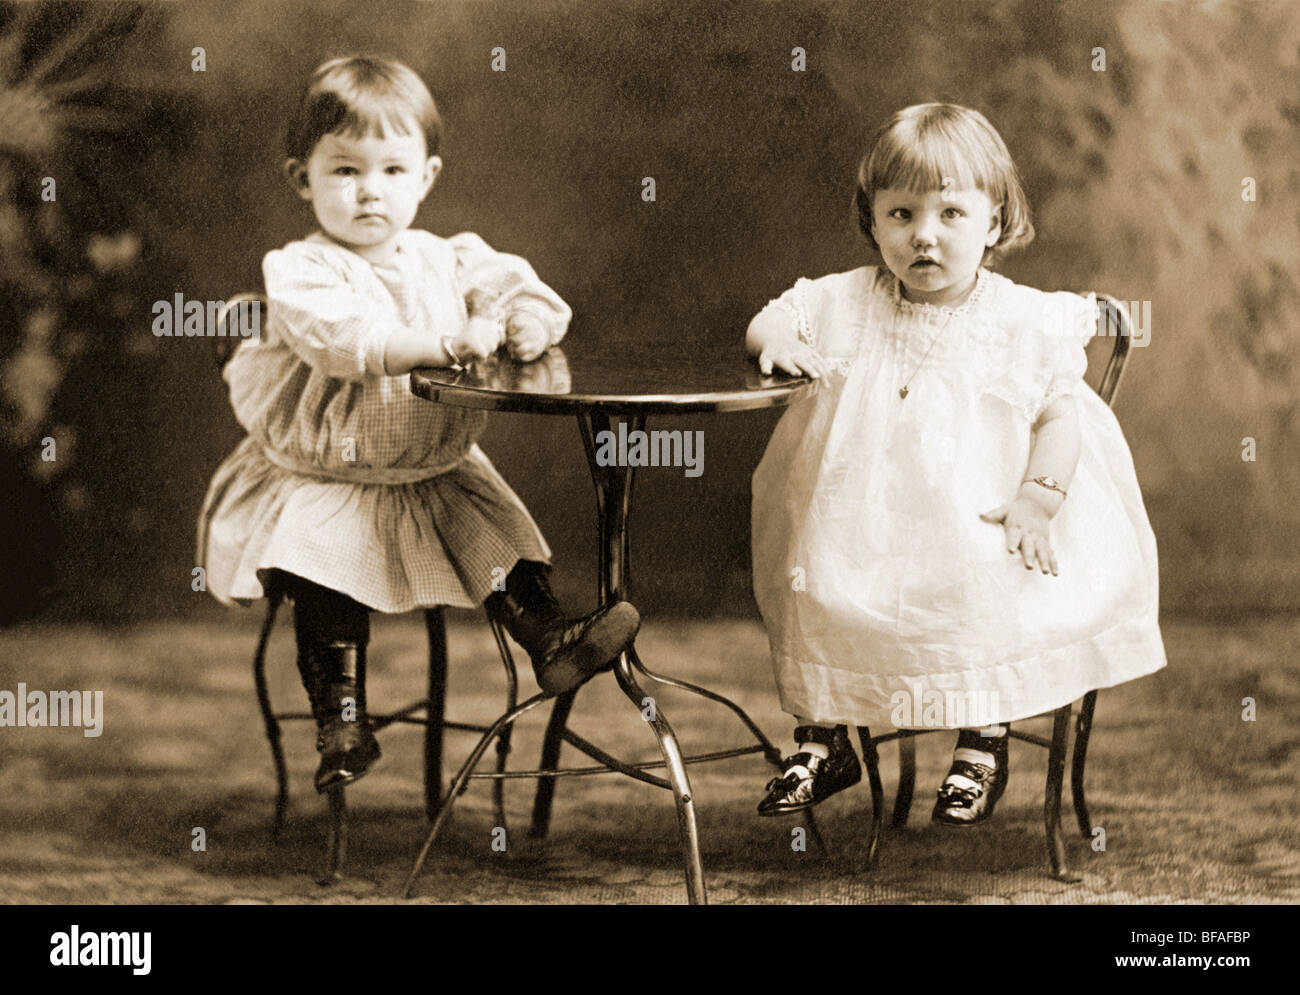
[486,562,640,696]
[314,705,381,793]
[758,724,861,816]
[302,643,382,793]
[931,728,1009,827]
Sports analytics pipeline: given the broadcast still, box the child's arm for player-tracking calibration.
[265,247,471,378]
[979,395,1082,575]
[449,233,572,362]
[746,305,829,379]
[383,318,497,375]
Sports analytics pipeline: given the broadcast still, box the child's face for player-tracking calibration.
[871,184,1001,307]
[287,128,440,262]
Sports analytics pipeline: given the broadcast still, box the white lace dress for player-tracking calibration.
[751,266,1167,729]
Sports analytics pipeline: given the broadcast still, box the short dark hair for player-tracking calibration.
[285,56,441,162]
[854,103,1034,260]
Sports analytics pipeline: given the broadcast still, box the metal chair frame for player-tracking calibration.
[249,584,520,884]
[854,293,1135,882]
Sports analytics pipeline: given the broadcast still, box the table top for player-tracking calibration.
[409,336,816,414]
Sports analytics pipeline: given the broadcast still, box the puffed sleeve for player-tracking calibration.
[1034,290,1093,420]
[982,289,1092,424]
[754,276,818,350]
[262,245,393,380]
[448,232,573,347]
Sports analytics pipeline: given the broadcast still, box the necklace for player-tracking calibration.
[898,312,950,398]
[892,269,986,399]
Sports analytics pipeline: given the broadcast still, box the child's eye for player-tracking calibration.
[888,208,910,220]
[943,207,964,218]
[385,165,406,174]
[333,167,357,176]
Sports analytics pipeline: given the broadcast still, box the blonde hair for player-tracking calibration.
[854,103,1034,259]
[285,55,441,161]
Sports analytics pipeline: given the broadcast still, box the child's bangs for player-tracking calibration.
[871,122,997,197]
[326,89,422,145]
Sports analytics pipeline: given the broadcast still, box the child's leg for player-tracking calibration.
[276,570,381,793]
[484,559,640,696]
[933,723,1009,826]
[757,720,861,816]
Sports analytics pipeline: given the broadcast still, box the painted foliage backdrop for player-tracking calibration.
[1,0,1296,621]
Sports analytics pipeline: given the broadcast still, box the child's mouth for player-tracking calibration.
[911,258,938,269]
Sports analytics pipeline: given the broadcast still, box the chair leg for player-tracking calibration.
[856,727,885,869]
[893,733,916,829]
[529,688,578,838]
[423,608,448,822]
[1045,705,1080,882]
[1072,691,1098,839]
[320,785,347,885]
[252,593,289,839]
[487,616,520,836]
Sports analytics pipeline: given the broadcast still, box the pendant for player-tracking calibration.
[899,386,909,399]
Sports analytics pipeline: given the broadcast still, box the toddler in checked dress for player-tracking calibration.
[198,56,638,793]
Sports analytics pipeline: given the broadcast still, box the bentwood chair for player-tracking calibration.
[855,293,1138,882]
[214,295,522,884]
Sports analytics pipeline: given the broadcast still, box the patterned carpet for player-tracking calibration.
[1,616,1296,904]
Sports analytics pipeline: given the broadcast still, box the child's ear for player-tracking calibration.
[419,156,443,201]
[986,205,1003,248]
[284,159,312,201]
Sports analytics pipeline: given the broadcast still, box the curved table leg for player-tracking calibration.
[489,616,520,835]
[403,693,551,898]
[629,647,783,765]
[613,650,707,904]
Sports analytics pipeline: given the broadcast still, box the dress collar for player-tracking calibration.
[889,267,991,318]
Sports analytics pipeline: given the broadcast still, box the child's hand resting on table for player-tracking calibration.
[454,314,506,362]
[980,496,1059,575]
[757,340,830,380]
[505,311,552,362]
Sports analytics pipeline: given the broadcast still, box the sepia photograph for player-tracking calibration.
[0,0,1295,945]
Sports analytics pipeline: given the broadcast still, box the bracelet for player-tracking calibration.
[441,335,464,370]
[1023,475,1068,498]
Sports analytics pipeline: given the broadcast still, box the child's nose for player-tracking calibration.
[911,216,940,246]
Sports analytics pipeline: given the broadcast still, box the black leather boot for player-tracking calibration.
[299,641,381,793]
[485,561,640,696]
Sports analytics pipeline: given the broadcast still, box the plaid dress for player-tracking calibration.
[196,229,569,612]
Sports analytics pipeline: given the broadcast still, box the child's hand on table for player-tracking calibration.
[505,311,551,362]
[980,497,1059,575]
[455,315,505,361]
[758,340,830,379]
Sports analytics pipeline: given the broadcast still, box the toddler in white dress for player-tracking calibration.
[197,57,639,794]
[746,103,1166,827]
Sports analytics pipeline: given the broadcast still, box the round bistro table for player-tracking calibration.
[403,340,815,904]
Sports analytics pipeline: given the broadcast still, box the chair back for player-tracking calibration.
[213,292,266,370]
[1091,294,1134,409]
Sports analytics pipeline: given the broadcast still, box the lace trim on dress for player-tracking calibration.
[766,277,815,347]
[889,267,991,318]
